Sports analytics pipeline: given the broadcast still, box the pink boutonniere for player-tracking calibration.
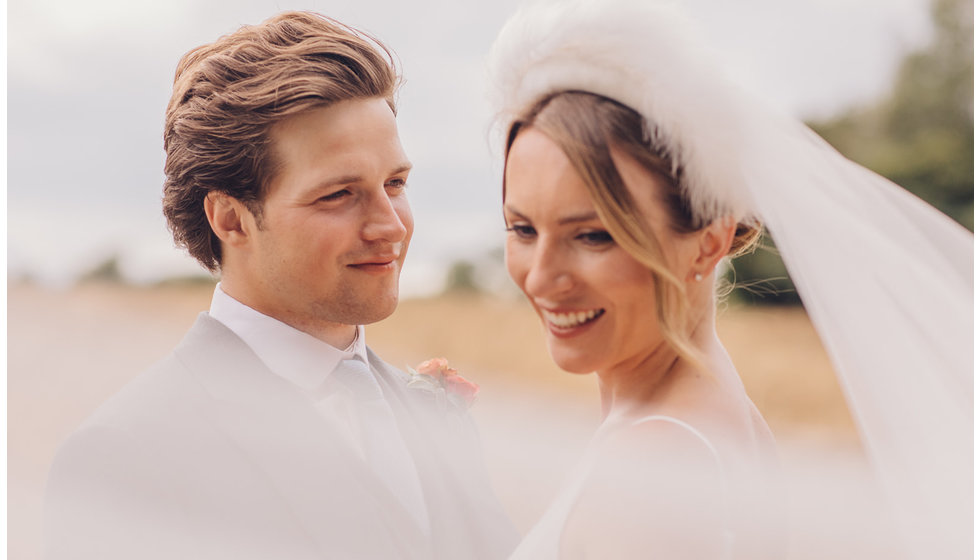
[407,357,480,408]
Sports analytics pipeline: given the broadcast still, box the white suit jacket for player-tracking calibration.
[43,313,517,559]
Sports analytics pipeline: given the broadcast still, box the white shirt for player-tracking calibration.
[206,284,431,534]
[207,283,371,455]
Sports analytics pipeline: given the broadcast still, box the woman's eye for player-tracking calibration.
[578,230,614,245]
[506,224,537,239]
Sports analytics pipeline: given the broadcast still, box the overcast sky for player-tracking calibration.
[8,0,934,294]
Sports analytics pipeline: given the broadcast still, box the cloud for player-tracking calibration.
[8,0,934,286]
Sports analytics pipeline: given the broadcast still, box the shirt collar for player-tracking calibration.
[207,283,368,391]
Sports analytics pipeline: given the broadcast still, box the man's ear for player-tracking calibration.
[204,191,254,247]
[690,216,737,280]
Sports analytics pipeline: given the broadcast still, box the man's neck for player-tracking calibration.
[216,280,358,349]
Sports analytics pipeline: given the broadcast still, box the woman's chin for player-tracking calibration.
[548,352,599,375]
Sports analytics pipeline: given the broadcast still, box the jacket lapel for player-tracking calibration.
[368,349,520,559]
[175,314,432,558]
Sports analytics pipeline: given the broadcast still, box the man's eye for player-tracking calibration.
[385,178,407,189]
[320,189,351,202]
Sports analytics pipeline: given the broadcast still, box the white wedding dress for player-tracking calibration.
[510,415,779,560]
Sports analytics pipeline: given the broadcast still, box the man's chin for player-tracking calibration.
[342,291,400,326]
[358,304,398,325]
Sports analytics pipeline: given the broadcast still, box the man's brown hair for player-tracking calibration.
[162,11,400,271]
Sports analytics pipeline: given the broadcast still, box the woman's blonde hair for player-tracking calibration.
[504,91,760,366]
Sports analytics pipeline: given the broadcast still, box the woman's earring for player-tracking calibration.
[694,273,703,282]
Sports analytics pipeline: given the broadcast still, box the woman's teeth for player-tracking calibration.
[542,308,604,328]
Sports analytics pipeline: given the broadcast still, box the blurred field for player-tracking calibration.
[9,282,898,559]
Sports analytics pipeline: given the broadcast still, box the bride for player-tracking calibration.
[502,91,782,558]
[488,0,972,558]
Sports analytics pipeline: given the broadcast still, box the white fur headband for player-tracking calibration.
[487,0,759,223]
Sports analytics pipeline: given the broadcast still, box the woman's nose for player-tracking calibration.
[522,242,574,299]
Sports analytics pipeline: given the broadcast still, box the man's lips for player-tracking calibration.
[348,254,400,273]
[350,259,397,266]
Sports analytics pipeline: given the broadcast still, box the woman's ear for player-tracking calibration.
[690,216,736,280]
[204,191,254,247]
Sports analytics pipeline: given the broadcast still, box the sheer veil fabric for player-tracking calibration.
[488,0,972,557]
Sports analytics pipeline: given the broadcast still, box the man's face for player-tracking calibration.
[237,97,413,341]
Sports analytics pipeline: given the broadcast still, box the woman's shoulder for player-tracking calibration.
[624,414,723,459]
[639,362,775,456]
[594,412,727,476]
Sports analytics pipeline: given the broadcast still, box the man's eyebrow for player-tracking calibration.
[390,163,413,175]
[315,174,362,188]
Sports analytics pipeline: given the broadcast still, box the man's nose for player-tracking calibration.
[362,191,408,243]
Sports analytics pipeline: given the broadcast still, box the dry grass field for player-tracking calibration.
[9,282,899,559]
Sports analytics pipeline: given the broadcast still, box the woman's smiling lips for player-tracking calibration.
[539,307,606,337]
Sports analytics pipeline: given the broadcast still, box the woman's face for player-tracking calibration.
[503,128,692,375]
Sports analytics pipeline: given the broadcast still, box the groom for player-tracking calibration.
[43,11,516,560]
